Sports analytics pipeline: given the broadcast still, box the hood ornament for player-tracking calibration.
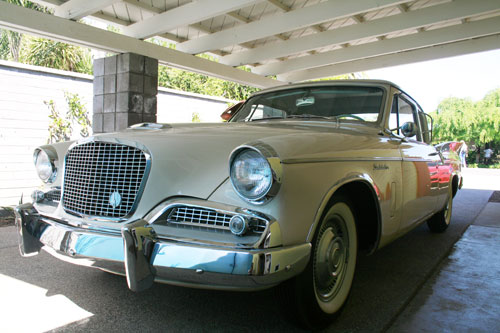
[109,191,122,208]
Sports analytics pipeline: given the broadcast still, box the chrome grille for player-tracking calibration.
[167,206,267,233]
[62,141,148,219]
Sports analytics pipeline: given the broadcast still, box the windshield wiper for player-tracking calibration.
[286,114,337,120]
[248,116,286,122]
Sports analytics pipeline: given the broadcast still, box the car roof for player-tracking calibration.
[252,79,400,97]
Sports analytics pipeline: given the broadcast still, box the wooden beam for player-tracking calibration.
[254,16,500,76]
[220,0,500,66]
[176,0,409,54]
[278,34,500,82]
[54,0,120,20]
[122,0,162,14]
[123,0,261,39]
[0,2,281,88]
[267,0,290,12]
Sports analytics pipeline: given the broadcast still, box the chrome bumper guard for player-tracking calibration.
[15,203,311,292]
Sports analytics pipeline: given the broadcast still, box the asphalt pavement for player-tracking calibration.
[0,168,498,332]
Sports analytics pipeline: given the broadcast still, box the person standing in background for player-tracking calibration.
[484,146,493,165]
[459,140,468,167]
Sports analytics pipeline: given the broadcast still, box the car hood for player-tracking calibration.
[94,121,384,205]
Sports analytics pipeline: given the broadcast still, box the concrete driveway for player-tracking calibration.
[0,169,498,332]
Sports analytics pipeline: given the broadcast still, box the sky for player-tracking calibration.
[365,49,500,113]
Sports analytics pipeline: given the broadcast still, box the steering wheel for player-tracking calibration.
[336,114,365,121]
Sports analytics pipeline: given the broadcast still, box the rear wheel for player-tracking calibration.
[278,195,358,330]
[427,183,453,233]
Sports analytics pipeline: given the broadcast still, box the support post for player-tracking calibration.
[93,53,158,133]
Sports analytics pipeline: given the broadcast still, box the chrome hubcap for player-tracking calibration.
[314,216,348,301]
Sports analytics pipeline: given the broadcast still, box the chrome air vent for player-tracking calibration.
[45,189,61,203]
[167,206,267,233]
[62,141,149,219]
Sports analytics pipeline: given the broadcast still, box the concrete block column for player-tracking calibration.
[92,53,158,133]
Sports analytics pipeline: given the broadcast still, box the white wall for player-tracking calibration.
[0,60,233,206]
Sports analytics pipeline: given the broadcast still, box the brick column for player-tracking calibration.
[92,53,158,133]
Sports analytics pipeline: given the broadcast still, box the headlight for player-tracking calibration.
[229,145,282,204]
[34,148,56,183]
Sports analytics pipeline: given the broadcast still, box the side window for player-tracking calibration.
[389,94,423,141]
[398,95,422,141]
[418,110,431,143]
[389,96,399,134]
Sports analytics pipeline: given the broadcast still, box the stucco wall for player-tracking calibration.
[0,60,233,206]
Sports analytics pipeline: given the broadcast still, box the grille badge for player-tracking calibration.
[109,191,122,208]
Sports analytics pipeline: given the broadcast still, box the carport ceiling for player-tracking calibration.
[1,0,499,88]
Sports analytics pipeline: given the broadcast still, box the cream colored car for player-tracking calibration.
[16,80,461,329]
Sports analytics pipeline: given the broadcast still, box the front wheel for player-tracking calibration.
[277,195,358,330]
[427,183,453,233]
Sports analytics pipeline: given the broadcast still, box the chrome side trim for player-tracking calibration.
[282,156,403,164]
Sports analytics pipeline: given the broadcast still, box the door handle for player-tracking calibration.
[428,152,439,156]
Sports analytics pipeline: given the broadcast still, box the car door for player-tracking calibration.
[391,93,442,232]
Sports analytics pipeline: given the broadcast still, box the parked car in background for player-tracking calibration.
[220,100,244,121]
[16,80,462,329]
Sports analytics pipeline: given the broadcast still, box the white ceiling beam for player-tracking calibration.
[122,0,162,14]
[227,12,251,24]
[91,12,131,26]
[54,0,120,20]
[123,0,261,39]
[221,0,500,66]
[176,0,409,54]
[27,0,61,9]
[254,16,500,76]
[266,0,290,12]
[30,0,131,26]
[0,2,281,88]
[278,34,500,83]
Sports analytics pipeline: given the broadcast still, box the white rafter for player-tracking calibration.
[267,0,290,12]
[0,2,281,88]
[122,0,162,14]
[123,0,261,39]
[278,34,500,83]
[221,0,500,67]
[267,18,500,76]
[253,16,500,76]
[176,0,409,54]
[54,0,120,20]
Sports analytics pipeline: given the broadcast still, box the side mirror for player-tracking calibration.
[401,122,416,138]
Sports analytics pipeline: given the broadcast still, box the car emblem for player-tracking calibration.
[109,191,122,208]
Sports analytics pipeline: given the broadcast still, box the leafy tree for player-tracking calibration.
[21,37,93,74]
[432,89,500,146]
[46,92,90,143]
[46,100,71,144]
[0,0,48,61]
[158,65,258,100]
[65,92,91,137]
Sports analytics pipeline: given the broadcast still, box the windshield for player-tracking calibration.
[230,86,384,123]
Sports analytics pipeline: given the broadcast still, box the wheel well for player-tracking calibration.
[329,181,380,254]
[452,175,459,198]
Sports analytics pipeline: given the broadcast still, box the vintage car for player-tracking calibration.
[16,80,462,329]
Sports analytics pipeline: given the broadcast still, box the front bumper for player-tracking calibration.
[15,203,311,292]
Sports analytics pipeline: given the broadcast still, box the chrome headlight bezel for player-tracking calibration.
[33,147,57,183]
[229,142,282,205]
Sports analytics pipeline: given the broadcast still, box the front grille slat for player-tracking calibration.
[167,206,267,234]
[62,141,147,219]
